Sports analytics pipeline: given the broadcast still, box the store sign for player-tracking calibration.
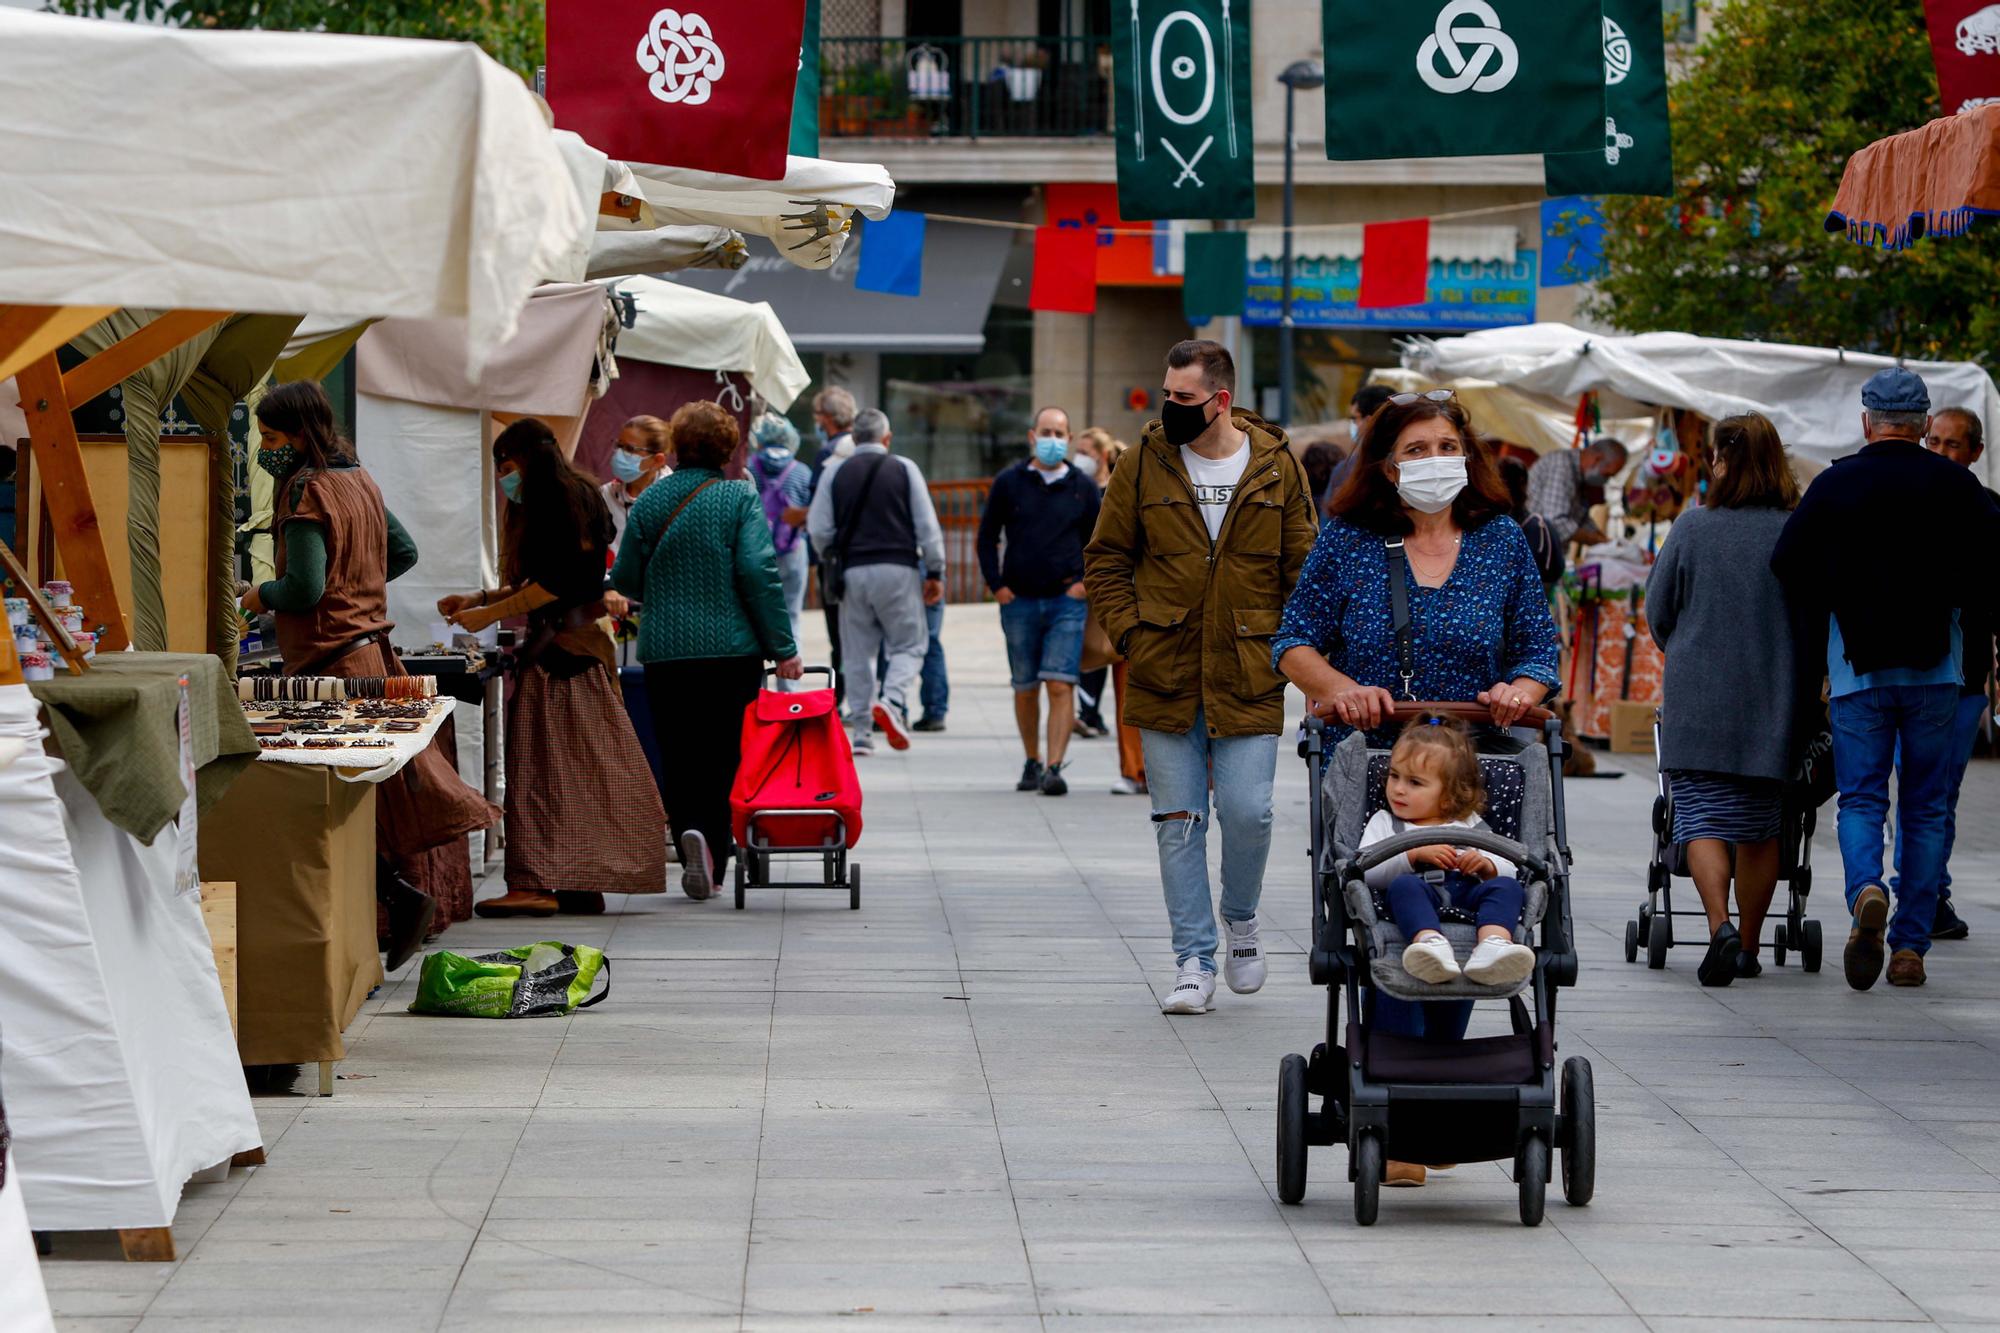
[1112,1,1255,220]
[1243,249,1539,331]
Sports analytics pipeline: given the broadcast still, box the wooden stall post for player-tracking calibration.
[15,354,130,652]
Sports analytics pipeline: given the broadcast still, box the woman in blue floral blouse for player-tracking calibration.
[1274,391,1561,1187]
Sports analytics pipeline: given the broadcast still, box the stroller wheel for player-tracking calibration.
[1772,924,1787,967]
[1560,1057,1596,1207]
[1801,919,1824,973]
[1352,1131,1383,1227]
[1646,912,1670,970]
[1276,1054,1309,1205]
[849,865,862,911]
[1517,1134,1548,1227]
[1623,919,1639,964]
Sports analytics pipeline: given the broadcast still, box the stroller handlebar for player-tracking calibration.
[1347,826,1546,881]
[1304,700,1556,730]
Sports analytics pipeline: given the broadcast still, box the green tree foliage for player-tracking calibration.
[1591,0,2000,365]
[52,0,545,81]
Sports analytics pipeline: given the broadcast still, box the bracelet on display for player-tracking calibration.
[237,675,438,703]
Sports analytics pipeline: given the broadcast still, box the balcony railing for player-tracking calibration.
[819,35,1112,140]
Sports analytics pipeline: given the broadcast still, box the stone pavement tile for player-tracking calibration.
[40,1258,172,1320]
[1296,1234,1629,1318]
[740,1253,1037,1318]
[1646,1322,1934,1333]
[143,1253,462,1322]
[447,1235,745,1310]
[194,1192,487,1243]
[50,1320,139,1333]
[1029,1241,1337,1316]
[1047,1320,1351,1333]
[136,1321,443,1333]
[1338,1321,1645,1333]
[742,1318,1041,1332]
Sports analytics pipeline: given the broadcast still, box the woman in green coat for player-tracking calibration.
[610,401,801,899]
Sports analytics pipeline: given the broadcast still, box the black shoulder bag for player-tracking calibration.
[821,453,891,607]
[1383,536,1416,701]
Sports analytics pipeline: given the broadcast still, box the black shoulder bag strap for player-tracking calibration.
[1384,536,1415,700]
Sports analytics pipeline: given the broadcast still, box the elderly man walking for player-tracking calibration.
[1527,436,1627,550]
[807,408,945,755]
[1772,369,2000,990]
[1085,340,1318,1014]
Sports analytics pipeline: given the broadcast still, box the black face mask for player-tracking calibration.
[1160,392,1220,448]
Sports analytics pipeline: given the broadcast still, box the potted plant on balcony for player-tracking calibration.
[830,65,892,136]
[996,47,1047,103]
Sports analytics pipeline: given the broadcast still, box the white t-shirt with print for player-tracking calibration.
[1180,441,1249,542]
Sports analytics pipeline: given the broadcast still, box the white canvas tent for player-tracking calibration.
[606,275,810,410]
[1406,323,2000,484]
[619,156,897,271]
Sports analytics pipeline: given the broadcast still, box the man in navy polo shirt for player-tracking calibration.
[977,406,1102,796]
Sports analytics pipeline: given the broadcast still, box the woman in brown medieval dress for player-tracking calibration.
[440,417,666,917]
[241,381,497,967]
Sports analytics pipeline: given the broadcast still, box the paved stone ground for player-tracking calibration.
[39,603,2000,1330]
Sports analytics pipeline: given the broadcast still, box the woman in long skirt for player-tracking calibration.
[443,418,666,916]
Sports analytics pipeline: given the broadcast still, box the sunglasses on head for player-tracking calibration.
[1387,390,1457,407]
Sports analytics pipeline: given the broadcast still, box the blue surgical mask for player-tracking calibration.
[611,450,645,483]
[1034,436,1069,467]
[499,471,524,504]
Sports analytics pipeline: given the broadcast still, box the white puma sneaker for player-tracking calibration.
[1222,916,1267,994]
[1160,959,1216,1014]
[1463,936,1536,987]
[1402,934,1461,983]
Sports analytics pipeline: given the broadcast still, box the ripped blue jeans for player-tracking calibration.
[1139,709,1279,971]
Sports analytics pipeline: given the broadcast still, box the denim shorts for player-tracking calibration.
[999,594,1088,691]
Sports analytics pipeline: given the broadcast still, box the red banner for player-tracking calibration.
[1926,1,2000,116]
[546,0,805,181]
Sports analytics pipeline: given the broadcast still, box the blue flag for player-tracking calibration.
[856,211,926,298]
[1540,196,1606,288]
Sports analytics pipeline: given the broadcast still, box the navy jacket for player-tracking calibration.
[977,461,1102,599]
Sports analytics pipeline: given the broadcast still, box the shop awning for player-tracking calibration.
[1827,103,2000,250]
[668,220,1012,354]
[603,276,809,411]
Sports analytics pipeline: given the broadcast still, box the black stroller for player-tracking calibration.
[1278,702,1594,1227]
[1624,712,1822,972]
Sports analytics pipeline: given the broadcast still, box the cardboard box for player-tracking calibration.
[1608,701,1656,755]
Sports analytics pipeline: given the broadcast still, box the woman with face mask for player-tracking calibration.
[602,415,671,557]
[440,419,666,918]
[241,381,499,963]
[1271,392,1562,1185]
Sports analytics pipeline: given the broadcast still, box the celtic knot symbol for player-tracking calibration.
[1416,0,1519,95]
[1603,17,1632,86]
[1603,116,1635,166]
[636,9,726,106]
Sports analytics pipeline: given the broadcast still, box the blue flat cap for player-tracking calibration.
[1861,366,1931,413]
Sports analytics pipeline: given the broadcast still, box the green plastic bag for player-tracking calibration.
[408,941,610,1018]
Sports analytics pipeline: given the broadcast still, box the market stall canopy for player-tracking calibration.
[604,276,809,410]
[0,10,584,379]
[1826,104,2000,250]
[1405,322,2000,477]
[621,156,897,271]
[1368,366,1654,457]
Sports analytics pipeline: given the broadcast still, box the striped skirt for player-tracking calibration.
[1666,769,1784,844]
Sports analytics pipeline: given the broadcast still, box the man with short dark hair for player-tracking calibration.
[978,405,1101,795]
[1323,382,1397,504]
[1773,369,2000,989]
[807,408,945,754]
[1527,436,1628,548]
[1900,406,2000,941]
[1085,339,1318,1014]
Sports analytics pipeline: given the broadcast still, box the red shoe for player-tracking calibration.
[873,702,911,751]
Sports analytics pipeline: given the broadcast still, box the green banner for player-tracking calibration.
[1325,0,1605,161]
[1544,0,1672,197]
[1113,0,1255,221]
[1183,230,1249,321]
[789,0,821,158]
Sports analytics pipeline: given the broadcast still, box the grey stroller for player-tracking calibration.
[1278,702,1595,1226]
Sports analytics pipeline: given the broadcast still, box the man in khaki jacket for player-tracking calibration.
[1085,340,1318,1014]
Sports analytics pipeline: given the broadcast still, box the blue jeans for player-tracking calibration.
[1140,708,1278,971]
[999,594,1087,691]
[1385,872,1524,939]
[1830,684,1960,957]
[1892,692,1987,901]
[920,599,948,718]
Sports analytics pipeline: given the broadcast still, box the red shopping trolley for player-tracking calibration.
[728,666,862,910]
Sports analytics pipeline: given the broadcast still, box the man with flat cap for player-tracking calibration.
[1772,367,2000,990]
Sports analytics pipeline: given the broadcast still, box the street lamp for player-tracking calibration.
[1277,59,1324,429]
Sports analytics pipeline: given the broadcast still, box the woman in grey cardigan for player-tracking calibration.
[1646,413,1803,986]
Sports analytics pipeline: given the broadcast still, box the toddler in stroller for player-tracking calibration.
[1361,714,1538,988]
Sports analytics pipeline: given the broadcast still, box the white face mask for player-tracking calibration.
[1394,455,1469,514]
[1072,453,1100,479]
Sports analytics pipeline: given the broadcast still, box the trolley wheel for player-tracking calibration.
[1646,912,1671,969]
[1352,1131,1383,1227]
[1801,919,1824,974]
[734,857,746,911]
[1277,1054,1309,1205]
[1517,1134,1549,1227]
[1772,924,1787,968]
[849,865,861,911]
[1651,794,1669,836]
[1560,1057,1596,1207]
[1623,918,1639,964]
[1638,902,1654,941]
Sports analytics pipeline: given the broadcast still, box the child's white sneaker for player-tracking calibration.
[1160,958,1216,1014]
[1402,934,1460,983]
[1464,936,1536,986]
[1222,916,1266,994]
